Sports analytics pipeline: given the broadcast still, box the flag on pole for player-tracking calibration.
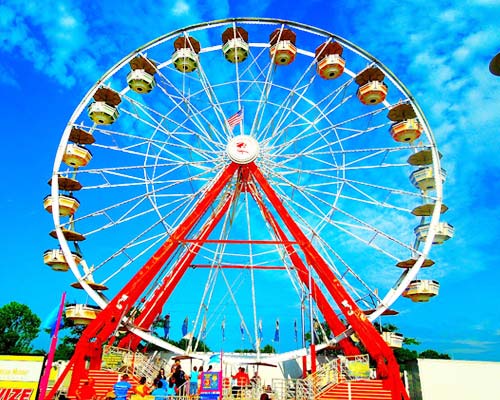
[294,319,298,342]
[240,321,245,341]
[227,109,244,130]
[258,319,263,340]
[163,314,170,339]
[274,319,280,342]
[182,316,188,337]
[38,292,66,400]
[44,303,65,336]
[221,318,226,342]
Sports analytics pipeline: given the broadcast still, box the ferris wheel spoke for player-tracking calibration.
[257,59,319,145]
[152,75,225,147]
[265,169,415,259]
[262,79,355,154]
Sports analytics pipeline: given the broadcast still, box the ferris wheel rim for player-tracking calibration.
[49,17,444,357]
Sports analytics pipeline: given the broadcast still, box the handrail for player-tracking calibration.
[102,346,161,382]
[270,354,370,400]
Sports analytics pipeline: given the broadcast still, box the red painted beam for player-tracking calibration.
[119,193,236,349]
[246,171,360,356]
[47,163,239,400]
[248,162,408,400]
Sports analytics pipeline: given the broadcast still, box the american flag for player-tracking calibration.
[227,109,244,130]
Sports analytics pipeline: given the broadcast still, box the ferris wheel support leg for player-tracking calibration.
[52,163,240,399]
[248,162,409,400]
[248,180,360,356]
[118,194,236,350]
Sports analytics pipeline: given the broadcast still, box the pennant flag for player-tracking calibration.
[44,303,65,336]
[240,321,245,341]
[227,109,244,130]
[182,316,188,337]
[274,319,280,342]
[221,318,226,342]
[163,314,170,339]
[294,319,298,342]
[258,319,263,340]
[38,292,66,400]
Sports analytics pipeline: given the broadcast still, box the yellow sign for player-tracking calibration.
[0,355,45,400]
[102,353,123,369]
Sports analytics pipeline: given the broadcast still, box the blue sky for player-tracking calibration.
[0,0,499,362]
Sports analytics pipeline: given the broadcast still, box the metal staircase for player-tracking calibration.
[271,355,394,400]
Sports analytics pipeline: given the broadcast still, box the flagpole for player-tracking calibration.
[39,291,66,400]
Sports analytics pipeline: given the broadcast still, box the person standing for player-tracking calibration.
[114,374,132,400]
[154,368,168,389]
[172,365,187,396]
[231,367,250,397]
[166,376,176,399]
[134,376,150,398]
[151,380,168,400]
[189,366,199,395]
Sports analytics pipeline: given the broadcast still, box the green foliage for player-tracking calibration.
[0,301,41,354]
[393,347,419,364]
[419,349,451,359]
[234,348,257,353]
[261,344,276,353]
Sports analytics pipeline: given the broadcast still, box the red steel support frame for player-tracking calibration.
[248,162,409,400]
[47,163,239,400]
[118,193,236,350]
[247,177,360,356]
[49,160,408,400]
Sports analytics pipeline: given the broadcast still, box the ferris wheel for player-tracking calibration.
[44,17,451,399]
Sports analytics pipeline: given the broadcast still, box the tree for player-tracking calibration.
[419,349,451,359]
[0,302,41,354]
[261,344,276,353]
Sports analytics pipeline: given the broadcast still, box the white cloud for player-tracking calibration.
[172,0,190,16]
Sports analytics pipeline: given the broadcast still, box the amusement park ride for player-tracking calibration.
[43,18,452,400]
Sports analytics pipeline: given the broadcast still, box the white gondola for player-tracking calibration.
[43,249,82,272]
[172,48,198,72]
[223,38,249,63]
[65,304,101,325]
[415,222,454,244]
[127,69,156,94]
[403,279,440,302]
[410,166,447,191]
[88,101,119,125]
[382,331,404,348]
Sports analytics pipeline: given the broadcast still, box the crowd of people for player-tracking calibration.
[75,363,265,400]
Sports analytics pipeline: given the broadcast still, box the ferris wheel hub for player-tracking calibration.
[226,135,260,164]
